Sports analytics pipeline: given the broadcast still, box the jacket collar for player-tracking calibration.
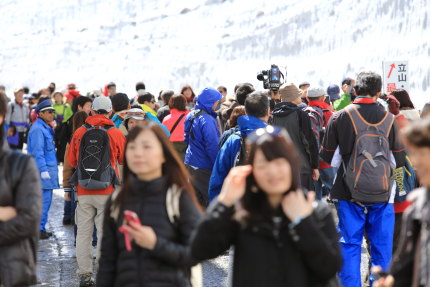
[353,96,376,104]
[308,100,331,109]
[237,115,267,136]
[85,114,115,127]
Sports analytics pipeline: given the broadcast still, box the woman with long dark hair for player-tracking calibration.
[97,122,201,287]
[191,126,342,287]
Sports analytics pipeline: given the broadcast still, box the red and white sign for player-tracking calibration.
[382,61,409,94]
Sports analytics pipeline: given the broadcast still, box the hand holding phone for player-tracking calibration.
[124,210,142,228]
[119,210,142,251]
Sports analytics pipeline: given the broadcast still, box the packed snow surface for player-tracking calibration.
[1,0,429,108]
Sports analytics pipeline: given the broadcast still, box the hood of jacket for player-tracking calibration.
[195,88,222,116]
[85,114,115,127]
[237,115,267,137]
[272,102,302,117]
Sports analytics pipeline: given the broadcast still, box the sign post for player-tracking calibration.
[382,61,409,94]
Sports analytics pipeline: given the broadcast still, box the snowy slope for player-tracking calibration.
[0,0,429,108]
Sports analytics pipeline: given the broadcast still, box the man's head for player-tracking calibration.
[73,96,93,115]
[236,83,255,105]
[197,88,223,111]
[279,83,303,104]
[67,83,76,90]
[136,82,146,92]
[137,92,156,110]
[35,100,56,123]
[217,86,227,98]
[0,85,5,96]
[111,93,130,112]
[355,71,382,98]
[107,82,116,96]
[307,87,326,102]
[244,91,270,122]
[14,88,25,103]
[48,82,56,95]
[160,90,174,106]
[92,96,113,117]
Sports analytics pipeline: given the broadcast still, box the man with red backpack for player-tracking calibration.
[305,88,336,200]
[67,96,126,286]
[320,72,406,287]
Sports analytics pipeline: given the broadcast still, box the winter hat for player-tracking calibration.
[35,100,55,114]
[327,84,341,101]
[307,87,326,98]
[279,83,303,102]
[92,95,112,112]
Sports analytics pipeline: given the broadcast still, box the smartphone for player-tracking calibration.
[124,210,142,227]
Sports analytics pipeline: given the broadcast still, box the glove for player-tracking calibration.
[41,171,51,180]
[386,95,400,115]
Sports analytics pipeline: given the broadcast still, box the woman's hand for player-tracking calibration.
[218,165,252,207]
[0,206,18,222]
[372,266,395,287]
[122,221,157,250]
[282,190,315,222]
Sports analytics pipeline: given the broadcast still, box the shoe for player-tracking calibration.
[40,231,51,240]
[79,274,95,287]
[63,217,72,225]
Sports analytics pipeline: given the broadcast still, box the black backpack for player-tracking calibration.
[70,124,119,190]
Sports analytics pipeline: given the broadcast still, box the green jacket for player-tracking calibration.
[333,93,351,111]
[53,103,73,123]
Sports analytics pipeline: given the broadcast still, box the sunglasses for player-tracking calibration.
[42,110,55,114]
[246,126,290,145]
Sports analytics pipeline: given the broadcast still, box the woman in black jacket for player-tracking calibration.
[97,122,201,287]
[0,94,42,287]
[191,126,342,287]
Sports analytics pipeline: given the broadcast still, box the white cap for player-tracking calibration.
[307,87,326,98]
[92,96,112,112]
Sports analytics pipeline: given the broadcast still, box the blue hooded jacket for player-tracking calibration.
[208,115,267,200]
[184,88,222,170]
[27,118,60,190]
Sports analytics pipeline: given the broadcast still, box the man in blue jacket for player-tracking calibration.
[184,88,222,207]
[27,100,59,239]
[208,91,269,201]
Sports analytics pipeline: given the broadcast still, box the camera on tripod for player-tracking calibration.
[257,64,285,91]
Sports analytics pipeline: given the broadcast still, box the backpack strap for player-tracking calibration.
[188,109,208,141]
[170,114,186,134]
[345,105,394,136]
[166,185,181,224]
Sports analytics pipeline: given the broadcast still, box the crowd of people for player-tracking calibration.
[0,73,430,287]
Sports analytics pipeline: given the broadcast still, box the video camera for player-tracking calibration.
[257,64,285,92]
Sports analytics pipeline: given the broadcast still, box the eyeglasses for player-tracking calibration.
[246,126,290,145]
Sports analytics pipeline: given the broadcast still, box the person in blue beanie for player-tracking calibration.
[184,88,222,207]
[27,100,59,239]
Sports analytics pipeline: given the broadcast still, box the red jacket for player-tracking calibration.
[67,115,126,196]
[308,100,335,169]
[162,109,189,142]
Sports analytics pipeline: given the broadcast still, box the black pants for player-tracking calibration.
[187,166,211,208]
[300,167,315,192]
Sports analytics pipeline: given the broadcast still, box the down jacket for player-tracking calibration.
[0,151,42,287]
[97,176,201,287]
